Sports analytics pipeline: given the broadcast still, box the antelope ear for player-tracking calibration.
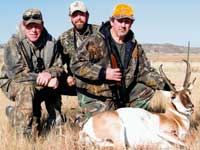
[161,90,173,98]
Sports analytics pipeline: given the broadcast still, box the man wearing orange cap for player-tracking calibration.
[71,4,170,126]
[0,9,66,137]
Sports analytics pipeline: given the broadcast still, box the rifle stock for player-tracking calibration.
[111,54,121,87]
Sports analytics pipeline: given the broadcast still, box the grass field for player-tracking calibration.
[1,54,200,149]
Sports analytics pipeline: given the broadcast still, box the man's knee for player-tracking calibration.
[5,81,35,101]
[128,83,155,109]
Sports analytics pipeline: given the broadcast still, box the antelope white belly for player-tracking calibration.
[116,108,162,145]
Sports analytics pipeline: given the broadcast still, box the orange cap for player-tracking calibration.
[112,4,134,20]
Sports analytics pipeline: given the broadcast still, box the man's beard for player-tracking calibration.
[73,21,85,30]
[75,24,84,30]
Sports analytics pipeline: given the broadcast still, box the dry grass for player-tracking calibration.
[1,54,200,149]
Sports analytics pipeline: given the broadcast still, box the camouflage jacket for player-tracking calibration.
[0,25,63,88]
[71,21,166,99]
[57,24,99,76]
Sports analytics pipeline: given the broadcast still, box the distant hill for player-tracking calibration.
[142,43,200,54]
[0,43,200,55]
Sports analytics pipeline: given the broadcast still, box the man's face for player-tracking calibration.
[22,23,43,42]
[111,18,133,38]
[70,11,88,30]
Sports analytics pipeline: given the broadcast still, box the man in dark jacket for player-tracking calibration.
[71,4,169,126]
[0,9,65,137]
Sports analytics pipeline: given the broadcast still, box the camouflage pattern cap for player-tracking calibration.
[22,8,43,26]
[69,1,88,15]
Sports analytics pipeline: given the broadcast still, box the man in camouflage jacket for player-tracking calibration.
[0,9,65,137]
[71,4,169,125]
[57,1,99,95]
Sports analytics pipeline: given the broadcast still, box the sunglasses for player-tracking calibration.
[23,14,42,21]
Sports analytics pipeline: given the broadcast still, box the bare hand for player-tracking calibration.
[67,76,76,86]
[48,78,59,89]
[106,67,122,81]
[36,72,52,86]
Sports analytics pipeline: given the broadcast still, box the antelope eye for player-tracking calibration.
[171,95,176,99]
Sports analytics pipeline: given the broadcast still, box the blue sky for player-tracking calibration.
[0,0,200,47]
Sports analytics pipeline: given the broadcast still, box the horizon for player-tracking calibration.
[1,42,199,49]
[0,0,200,47]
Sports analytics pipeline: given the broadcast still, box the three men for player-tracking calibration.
[0,9,64,137]
[0,3,170,136]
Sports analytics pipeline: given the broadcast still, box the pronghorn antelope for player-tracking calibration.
[79,60,195,149]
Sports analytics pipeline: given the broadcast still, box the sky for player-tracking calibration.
[0,0,200,47]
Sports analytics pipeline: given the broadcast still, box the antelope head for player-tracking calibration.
[159,60,195,116]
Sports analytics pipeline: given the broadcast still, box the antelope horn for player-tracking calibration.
[159,64,176,92]
[183,59,191,89]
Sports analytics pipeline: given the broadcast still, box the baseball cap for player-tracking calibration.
[22,8,43,26]
[112,4,134,20]
[69,1,88,15]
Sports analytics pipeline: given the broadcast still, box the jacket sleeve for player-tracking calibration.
[56,38,72,77]
[71,36,104,81]
[4,37,37,83]
[136,44,166,90]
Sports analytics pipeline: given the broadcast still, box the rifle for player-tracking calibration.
[110,54,121,87]
[110,51,128,106]
[104,29,127,106]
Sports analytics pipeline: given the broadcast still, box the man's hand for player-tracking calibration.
[48,78,59,89]
[36,72,52,86]
[67,76,76,86]
[106,67,122,81]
